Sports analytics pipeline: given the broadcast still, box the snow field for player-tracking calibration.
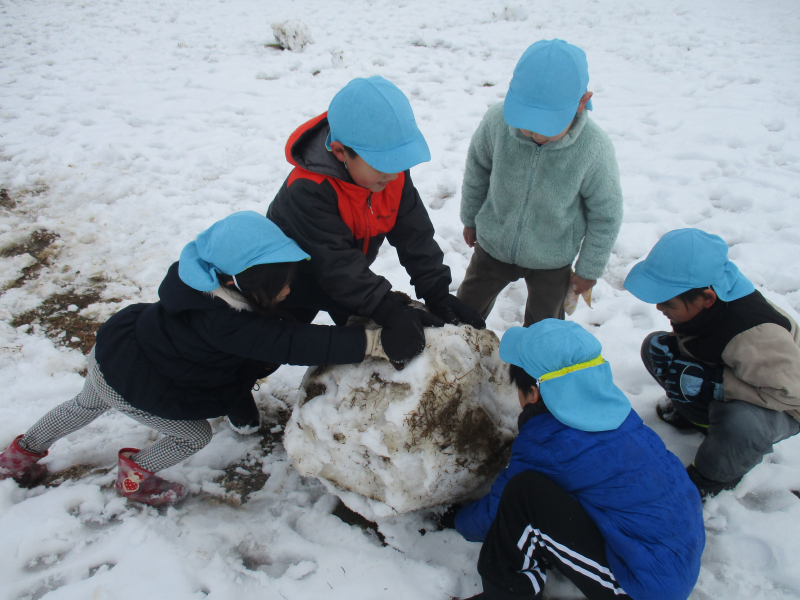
[1,0,800,598]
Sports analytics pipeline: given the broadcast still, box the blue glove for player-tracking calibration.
[665,360,724,404]
[649,334,679,379]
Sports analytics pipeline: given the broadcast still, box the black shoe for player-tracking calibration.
[226,395,262,434]
[656,401,708,435]
[686,465,742,499]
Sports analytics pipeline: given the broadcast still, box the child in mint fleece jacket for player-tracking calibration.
[458,40,623,326]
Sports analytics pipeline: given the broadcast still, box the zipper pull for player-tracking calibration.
[367,192,374,214]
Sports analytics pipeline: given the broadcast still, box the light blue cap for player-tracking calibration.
[624,228,755,304]
[325,76,431,174]
[179,211,310,292]
[504,39,593,137]
[500,320,631,432]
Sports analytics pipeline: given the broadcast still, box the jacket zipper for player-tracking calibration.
[510,145,541,261]
[362,192,373,256]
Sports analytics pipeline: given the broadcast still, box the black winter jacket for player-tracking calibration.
[94,263,366,420]
[267,113,451,317]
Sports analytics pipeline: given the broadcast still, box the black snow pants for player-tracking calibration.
[476,471,629,600]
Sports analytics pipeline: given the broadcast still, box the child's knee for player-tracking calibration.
[196,421,213,448]
[181,421,213,451]
[709,401,780,454]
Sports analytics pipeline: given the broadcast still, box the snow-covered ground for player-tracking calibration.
[2,0,800,598]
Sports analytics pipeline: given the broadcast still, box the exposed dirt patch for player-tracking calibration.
[0,229,58,260]
[214,406,292,505]
[16,464,113,490]
[332,500,386,545]
[11,287,107,358]
[0,188,14,210]
[303,382,327,404]
[1,229,60,290]
[405,371,512,479]
[42,465,113,488]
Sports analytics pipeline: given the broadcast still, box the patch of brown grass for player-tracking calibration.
[11,288,107,358]
[1,229,60,290]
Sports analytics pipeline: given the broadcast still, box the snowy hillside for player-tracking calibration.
[2,0,800,598]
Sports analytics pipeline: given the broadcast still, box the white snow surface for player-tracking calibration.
[1,0,800,598]
[286,325,518,519]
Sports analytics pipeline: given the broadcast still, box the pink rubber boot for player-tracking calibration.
[0,435,49,485]
[115,448,187,507]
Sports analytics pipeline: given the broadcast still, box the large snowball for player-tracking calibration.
[284,325,519,519]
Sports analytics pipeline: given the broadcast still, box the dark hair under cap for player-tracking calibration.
[509,363,537,392]
[217,262,297,315]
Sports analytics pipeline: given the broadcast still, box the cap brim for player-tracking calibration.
[503,92,580,137]
[499,326,527,367]
[355,132,431,173]
[623,261,692,304]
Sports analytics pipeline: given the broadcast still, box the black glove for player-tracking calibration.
[665,360,724,405]
[425,293,486,329]
[371,293,442,362]
[648,334,679,379]
[380,306,426,361]
[226,393,262,433]
[371,292,445,328]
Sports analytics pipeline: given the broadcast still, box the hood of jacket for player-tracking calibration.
[285,112,355,183]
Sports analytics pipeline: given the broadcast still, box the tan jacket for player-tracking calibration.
[678,302,800,423]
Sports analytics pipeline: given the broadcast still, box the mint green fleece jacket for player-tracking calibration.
[460,102,623,280]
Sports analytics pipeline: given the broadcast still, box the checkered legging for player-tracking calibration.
[18,348,212,472]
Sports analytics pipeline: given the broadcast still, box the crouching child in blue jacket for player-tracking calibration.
[455,319,704,600]
[0,211,389,506]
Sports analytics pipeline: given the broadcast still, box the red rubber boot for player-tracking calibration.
[0,435,49,485]
[115,448,187,507]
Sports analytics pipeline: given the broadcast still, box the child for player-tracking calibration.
[457,39,623,326]
[455,320,704,600]
[625,228,800,497]
[267,75,484,363]
[0,212,389,505]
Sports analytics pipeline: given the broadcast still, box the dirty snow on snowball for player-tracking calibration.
[1,0,800,598]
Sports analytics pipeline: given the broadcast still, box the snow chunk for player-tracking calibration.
[498,5,528,21]
[271,20,313,52]
[284,324,519,519]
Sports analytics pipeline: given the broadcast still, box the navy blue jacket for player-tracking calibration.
[94,262,366,420]
[455,408,704,600]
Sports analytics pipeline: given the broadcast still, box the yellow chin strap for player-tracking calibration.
[537,355,606,383]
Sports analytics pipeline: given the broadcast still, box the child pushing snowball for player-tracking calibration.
[0,211,389,506]
[455,320,704,600]
[458,39,623,326]
[267,75,484,364]
[625,228,800,498]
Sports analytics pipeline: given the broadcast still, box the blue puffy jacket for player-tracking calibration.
[455,409,704,600]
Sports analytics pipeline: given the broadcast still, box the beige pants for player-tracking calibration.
[456,243,571,327]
